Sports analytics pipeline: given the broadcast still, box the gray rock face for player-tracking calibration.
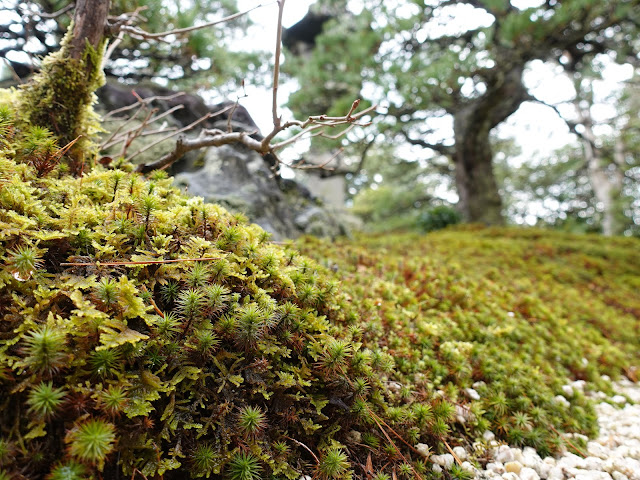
[96,81,356,240]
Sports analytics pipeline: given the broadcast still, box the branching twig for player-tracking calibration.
[271,0,286,129]
[115,3,271,41]
[127,105,233,163]
[103,92,185,120]
[118,1,377,175]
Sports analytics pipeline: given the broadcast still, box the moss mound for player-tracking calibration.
[1,83,639,480]
[0,96,390,479]
[297,227,639,456]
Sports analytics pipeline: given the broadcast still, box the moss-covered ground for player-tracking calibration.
[1,80,639,479]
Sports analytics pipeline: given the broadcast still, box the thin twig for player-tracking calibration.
[102,105,182,150]
[118,3,272,40]
[127,106,231,162]
[548,424,587,457]
[103,92,186,120]
[31,2,75,19]
[272,0,285,128]
[284,436,319,464]
[60,257,221,267]
[293,148,344,170]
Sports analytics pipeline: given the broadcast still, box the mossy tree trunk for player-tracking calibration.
[19,0,110,174]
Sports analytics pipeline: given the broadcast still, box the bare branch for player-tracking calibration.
[135,129,263,174]
[102,91,186,120]
[127,106,231,162]
[115,3,272,41]
[101,105,184,151]
[400,131,454,156]
[272,0,285,128]
[525,93,585,140]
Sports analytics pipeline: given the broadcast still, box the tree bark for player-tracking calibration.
[452,65,528,224]
[19,0,110,174]
[69,0,110,59]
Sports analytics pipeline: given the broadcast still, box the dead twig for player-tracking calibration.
[127,105,233,163]
[60,257,221,267]
[116,3,272,41]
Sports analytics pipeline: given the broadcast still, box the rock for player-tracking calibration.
[483,430,496,442]
[611,473,629,480]
[415,443,431,458]
[96,81,357,240]
[496,445,515,464]
[465,387,481,400]
[588,441,610,459]
[611,395,627,405]
[453,446,468,461]
[585,456,605,470]
[504,461,522,474]
[520,467,540,480]
[574,473,613,480]
[502,473,519,480]
[431,454,455,469]
[487,462,506,474]
[547,466,565,480]
[461,461,477,474]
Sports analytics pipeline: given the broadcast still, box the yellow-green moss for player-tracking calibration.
[17,29,105,174]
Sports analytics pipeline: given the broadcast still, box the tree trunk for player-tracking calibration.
[70,0,111,59]
[574,79,624,236]
[19,0,110,174]
[453,114,504,225]
[452,65,528,225]
[583,125,624,236]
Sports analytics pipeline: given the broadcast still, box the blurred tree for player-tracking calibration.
[498,77,640,236]
[286,0,640,225]
[0,0,265,91]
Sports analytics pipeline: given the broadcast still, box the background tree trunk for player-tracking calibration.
[453,122,504,224]
[452,65,528,224]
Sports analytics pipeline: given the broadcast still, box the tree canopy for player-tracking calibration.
[286,0,640,226]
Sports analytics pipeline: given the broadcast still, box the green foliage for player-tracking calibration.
[316,447,351,480]
[227,453,262,480]
[417,206,462,232]
[297,226,639,461]
[16,29,105,173]
[66,419,116,469]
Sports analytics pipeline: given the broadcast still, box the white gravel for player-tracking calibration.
[433,379,640,480]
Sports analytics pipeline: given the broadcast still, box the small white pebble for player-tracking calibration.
[453,446,468,461]
[415,443,430,458]
[519,467,540,480]
[431,453,454,469]
[465,387,481,400]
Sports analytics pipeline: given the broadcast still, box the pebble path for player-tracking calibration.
[429,379,640,480]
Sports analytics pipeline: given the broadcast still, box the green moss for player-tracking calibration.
[16,29,105,174]
[0,90,380,479]
[2,76,639,478]
[296,227,639,456]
